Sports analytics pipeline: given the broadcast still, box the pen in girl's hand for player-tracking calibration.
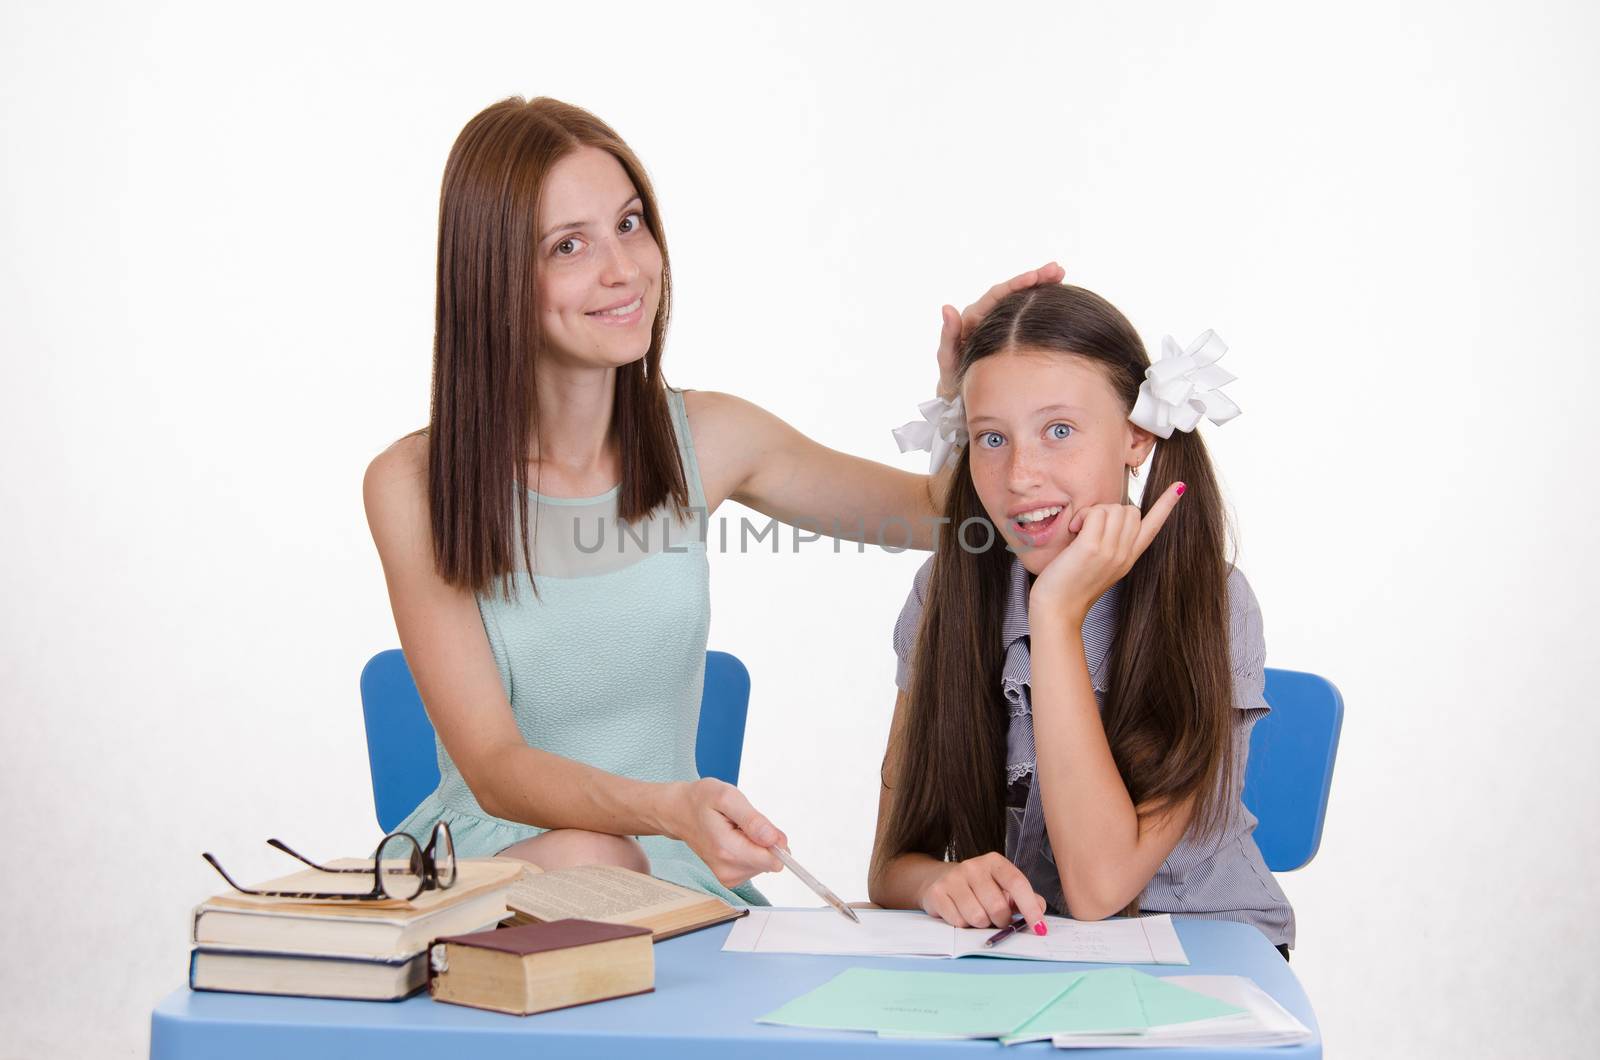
[983,915,1026,948]
[983,913,1048,947]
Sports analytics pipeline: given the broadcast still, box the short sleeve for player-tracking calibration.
[892,556,937,690]
[1226,566,1269,718]
[1223,567,1271,812]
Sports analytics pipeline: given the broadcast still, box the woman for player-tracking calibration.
[364,95,1060,904]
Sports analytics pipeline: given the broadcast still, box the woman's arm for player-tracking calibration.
[867,691,1046,930]
[690,264,1064,549]
[1026,487,1190,919]
[362,435,785,885]
[691,392,954,549]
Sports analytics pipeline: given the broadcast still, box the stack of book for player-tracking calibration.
[189,858,523,1001]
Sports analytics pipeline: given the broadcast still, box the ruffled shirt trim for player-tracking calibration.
[1002,558,1120,786]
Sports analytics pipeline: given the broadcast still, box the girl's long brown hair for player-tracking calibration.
[428,97,687,596]
[882,284,1236,885]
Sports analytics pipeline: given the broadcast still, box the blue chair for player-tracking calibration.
[1244,668,1344,871]
[359,649,753,834]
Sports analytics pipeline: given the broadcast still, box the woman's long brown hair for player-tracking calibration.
[428,97,687,596]
[882,284,1237,887]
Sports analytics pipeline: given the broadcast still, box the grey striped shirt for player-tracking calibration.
[892,556,1295,948]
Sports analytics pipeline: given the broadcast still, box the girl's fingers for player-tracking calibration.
[992,860,1047,929]
[1069,504,1108,544]
[1132,482,1185,558]
[968,873,1016,928]
[1117,505,1141,566]
[931,892,966,929]
[949,884,992,930]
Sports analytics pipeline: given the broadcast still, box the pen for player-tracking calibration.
[771,846,861,924]
[983,915,1027,948]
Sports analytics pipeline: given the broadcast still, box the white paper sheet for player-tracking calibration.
[1050,974,1311,1048]
[722,909,1189,965]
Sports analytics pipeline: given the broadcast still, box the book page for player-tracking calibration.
[723,910,1190,965]
[506,865,714,923]
[723,909,956,956]
[954,914,1189,965]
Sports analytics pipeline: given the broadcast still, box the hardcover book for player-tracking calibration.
[429,919,654,1016]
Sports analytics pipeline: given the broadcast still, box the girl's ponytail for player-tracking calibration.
[1106,427,1236,840]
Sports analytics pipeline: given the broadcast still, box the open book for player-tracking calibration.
[496,861,746,941]
[724,909,1189,965]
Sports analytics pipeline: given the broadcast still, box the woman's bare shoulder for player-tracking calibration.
[681,388,753,428]
[363,431,430,535]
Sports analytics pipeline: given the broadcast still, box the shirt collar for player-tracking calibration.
[1001,556,1120,693]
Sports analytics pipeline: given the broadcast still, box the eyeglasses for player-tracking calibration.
[201,822,456,902]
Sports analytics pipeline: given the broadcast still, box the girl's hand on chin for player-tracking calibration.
[918,851,1048,932]
[1030,482,1186,621]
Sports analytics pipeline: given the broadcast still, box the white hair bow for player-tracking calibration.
[892,394,968,473]
[1129,330,1241,439]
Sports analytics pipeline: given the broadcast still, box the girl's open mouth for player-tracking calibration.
[1011,505,1064,545]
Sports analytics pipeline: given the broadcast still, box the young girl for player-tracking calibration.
[363,95,1057,906]
[869,283,1294,955]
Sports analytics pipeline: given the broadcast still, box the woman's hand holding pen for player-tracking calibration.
[1030,483,1186,623]
[660,777,787,888]
[916,851,1048,933]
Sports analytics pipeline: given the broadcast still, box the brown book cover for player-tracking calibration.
[437,918,651,954]
[429,919,655,1016]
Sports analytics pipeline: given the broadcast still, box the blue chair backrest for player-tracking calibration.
[1244,667,1344,872]
[359,649,753,834]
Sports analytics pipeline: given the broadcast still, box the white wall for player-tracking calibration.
[3,1,1596,1055]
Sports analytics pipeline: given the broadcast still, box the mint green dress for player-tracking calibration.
[395,388,766,907]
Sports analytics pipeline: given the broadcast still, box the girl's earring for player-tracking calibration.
[1130,465,1141,479]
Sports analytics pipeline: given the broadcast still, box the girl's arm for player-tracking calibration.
[868,691,1047,931]
[1028,612,1196,920]
[1026,486,1190,920]
[362,435,785,886]
[690,264,1063,548]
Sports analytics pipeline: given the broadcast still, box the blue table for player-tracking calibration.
[151,917,1320,1058]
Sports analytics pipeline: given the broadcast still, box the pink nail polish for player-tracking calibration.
[1175,483,1186,497]
[1034,922,1048,936]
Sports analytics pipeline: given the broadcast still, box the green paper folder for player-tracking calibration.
[1131,970,1247,1029]
[758,967,1082,1038]
[1001,968,1247,1045]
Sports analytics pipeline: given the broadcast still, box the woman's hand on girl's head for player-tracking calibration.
[936,262,1066,397]
[663,778,787,888]
[1030,483,1187,621]
[917,851,1048,932]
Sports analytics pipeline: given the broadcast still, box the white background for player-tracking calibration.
[4,1,1597,1056]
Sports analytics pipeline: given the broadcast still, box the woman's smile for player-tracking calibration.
[586,292,646,327]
